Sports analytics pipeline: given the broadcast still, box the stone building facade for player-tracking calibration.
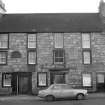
[0,1,105,95]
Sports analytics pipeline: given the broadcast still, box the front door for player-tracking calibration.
[96,73,105,92]
[11,72,32,95]
[18,73,32,94]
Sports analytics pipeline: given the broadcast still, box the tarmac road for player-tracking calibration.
[0,95,105,105]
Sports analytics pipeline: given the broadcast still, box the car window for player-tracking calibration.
[61,85,72,89]
[51,84,72,90]
[53,85,62,89]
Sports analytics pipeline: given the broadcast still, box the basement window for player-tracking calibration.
[83,50,91,64]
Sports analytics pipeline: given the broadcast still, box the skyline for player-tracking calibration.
[2,0,102,13]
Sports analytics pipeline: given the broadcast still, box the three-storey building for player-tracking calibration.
[0,0,105,95]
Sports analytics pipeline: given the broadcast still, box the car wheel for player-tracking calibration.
[76,93,85,100]
[45,95,55,101]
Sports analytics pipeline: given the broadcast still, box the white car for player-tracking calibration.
[38,84,88,101]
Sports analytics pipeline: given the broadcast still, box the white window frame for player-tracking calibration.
[2,73,12,87]
[82,73,92,87]
[0,52,7,64]
[28,34,36,48]
[0,34,8,49]
[83,50,91,64]
[28,51,36,64]
[82,33,90,48]
[37,72,47,87]
[54,33,64,48]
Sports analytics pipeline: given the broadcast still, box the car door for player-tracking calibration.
[51,85,62,98]
[61,85,74,98]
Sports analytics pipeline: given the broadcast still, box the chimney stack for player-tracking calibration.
[99,0,105,17]
[0,0,6,18]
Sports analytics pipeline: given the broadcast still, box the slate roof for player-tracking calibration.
[0,13,103,33]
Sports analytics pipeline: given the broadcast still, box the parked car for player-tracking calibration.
[38,84,88,101]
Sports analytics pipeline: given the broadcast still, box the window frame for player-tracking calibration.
[82,73,92,88]
[0,34,9,49]
[53,49,65,64]
[96,73,105,84]
[27,33,36,49]
[82,33,91,49]
[2,73,12,88]
[37,72,47,87]
[0,51,7,65]
[27,50,36,65]
[82,49,92,65]
[54,33,64,48]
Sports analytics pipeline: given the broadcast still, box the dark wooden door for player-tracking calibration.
[11,72,32,95]
[18,76,29,94]
[18,73,32,94]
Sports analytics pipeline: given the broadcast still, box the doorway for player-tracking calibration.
[50,71,66,84]
[96,73,105,92]
[11,72,32,95]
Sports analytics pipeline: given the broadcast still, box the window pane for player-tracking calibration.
[3,73,12,87]
[59,50,64,57]
[38,73,47,86]
[97,74,104,83]
[82,34,90,48]
[28,34,36,48]
[0,52,6,64]
[54,33,63,48]
[83,51,91,64]
[59,58,64,62]
[54,50,64,64]
[55,58,59,62]
[28,51,36,64]
[82,74,91,87]
[0,34,8,48]
[55,50,59,57]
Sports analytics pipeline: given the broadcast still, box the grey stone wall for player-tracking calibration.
[8,33,27,72]
[0,32,105,94]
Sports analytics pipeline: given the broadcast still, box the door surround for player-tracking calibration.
[11,72,32,95]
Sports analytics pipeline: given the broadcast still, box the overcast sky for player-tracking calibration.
[3,0,102,13]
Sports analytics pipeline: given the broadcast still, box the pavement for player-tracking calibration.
[0,93,105,101]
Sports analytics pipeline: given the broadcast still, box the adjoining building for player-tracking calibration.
[0,0,6,14]
[0,0,105,95]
